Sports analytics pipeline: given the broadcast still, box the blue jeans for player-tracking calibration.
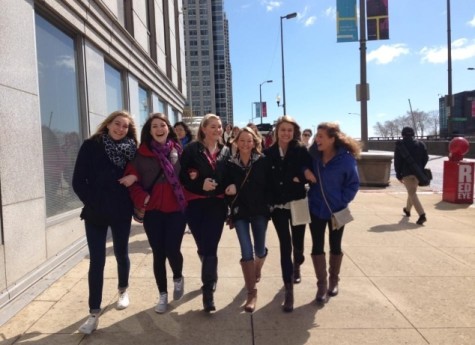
[85,219,131,313]
[234,216,268,261]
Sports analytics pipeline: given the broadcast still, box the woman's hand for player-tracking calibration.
[225,184,237,195]
[119,174,138,187]
[304,169,317,184]
[203,178,218,191]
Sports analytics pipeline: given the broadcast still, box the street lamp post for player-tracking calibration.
[280,12,297,115]
[259,80,273,124]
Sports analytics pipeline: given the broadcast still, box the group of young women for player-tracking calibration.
[72,110,360,334]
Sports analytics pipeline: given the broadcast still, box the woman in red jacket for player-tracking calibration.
[126,113,187,314]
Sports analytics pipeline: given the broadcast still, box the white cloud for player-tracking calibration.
[367,44,409,64]
[55,55,76,70]
[420,38,475,63]
[304,16,317,27]
[324,6,336,19]
[468,15,475,27]
[262,1,282,12]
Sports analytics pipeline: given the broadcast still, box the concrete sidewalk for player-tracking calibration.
[0,187,474,345]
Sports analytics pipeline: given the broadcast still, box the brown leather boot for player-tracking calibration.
[241,260,257,312]
[255,249,267,283]
[328,253,343,297]
[311,254,328,304]
[283,282,294,312]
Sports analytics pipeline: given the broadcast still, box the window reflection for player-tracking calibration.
[35,14,82,218]
[139,86,149,127]
[105,62,124,114]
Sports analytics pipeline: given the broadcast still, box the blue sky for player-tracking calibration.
[224,0,475,138]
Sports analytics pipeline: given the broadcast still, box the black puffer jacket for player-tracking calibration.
[264,142,312,205]
[179,141,231,197]
[72,139,134,225]
[225,154,272,220]
[394,138,429,180]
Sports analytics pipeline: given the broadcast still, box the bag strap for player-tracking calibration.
[396,141,427,182]
[229,165,253,210]
[316,163,333,214]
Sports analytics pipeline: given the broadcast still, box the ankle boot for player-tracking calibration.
[201,256,218,312]
[241,260,257,312]
[293,250,305,284]
[328,253,343,297]
[283,282,294,312]
[311,254,328,304]
[255,248,267,283]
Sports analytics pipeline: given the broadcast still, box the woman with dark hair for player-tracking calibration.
[264,115,316,312]
[179,113,231,312]
[174,121,193,147]
[307,122,360,304]
[125,113,187,314]
[225,127,271,312]
[72,110,138,334]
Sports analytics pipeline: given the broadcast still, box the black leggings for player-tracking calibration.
[309,214,344,255]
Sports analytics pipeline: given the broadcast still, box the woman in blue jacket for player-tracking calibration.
[307,122,360,304]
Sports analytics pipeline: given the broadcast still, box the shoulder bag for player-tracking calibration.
[397,141,432,187]
[226,166,252,229]
[316,164,354,230]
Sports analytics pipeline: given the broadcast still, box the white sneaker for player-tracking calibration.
[155,292,168,314]
[78,313,99,334]
[117,291,129,310]
[173,277,184,301]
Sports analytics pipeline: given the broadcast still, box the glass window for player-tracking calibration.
[35,14,82,218]
[139,86,149,126]
[105,62,124,114]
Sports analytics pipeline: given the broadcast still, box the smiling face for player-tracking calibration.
[150,118,169,144]
[106,115,130,141]
[316,128,335,153]
[236,131,255,156]
[277,122,294,146]
[202,118,223,142]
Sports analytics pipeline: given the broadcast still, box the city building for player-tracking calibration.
[183,0,233,126]
[0,0,186,317]
[439,90,475,137]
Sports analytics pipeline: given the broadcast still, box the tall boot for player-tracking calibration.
[311,254,328,304]
[328,253,343,297]
[240,260,257,312]
[282,282,294,313]
[201,256,218,312]
[293,250,305,284]
[255,248,267,283]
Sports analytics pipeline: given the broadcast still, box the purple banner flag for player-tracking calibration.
[367,0,389,40]
[336,0,358,43]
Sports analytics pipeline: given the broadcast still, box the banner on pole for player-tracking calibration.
[255,102,268,118]
[367,0,389,40]
[336,0,358,42]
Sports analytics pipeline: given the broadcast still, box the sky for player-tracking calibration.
[223,0,475,138]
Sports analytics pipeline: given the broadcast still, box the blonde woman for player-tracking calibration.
[72,110,138,334]
[179,114,231,312]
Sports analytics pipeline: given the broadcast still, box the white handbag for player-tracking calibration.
[289,197,311,226]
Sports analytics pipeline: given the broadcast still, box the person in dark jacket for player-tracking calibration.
[72,110,138,334]
[264,115,316,312]
[126,113,187,314]
[394,126,429,225]
[307,122,360,304]
[173,121,193,148]
[179,113,231,312]
[224,127,271,313]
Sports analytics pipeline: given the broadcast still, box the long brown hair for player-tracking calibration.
[317,122,361,158]
[234,126,263,155]
[273,115,302,146]
[91,110,138,144]
[141,113,179,146]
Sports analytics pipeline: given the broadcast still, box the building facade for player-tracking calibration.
[439,90,475,137]
[183,0,233,125]
[0,0,186,319]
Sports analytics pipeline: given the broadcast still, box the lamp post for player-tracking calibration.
[280,12,297,115]
[259,80,273,124]
[446,0,453,137]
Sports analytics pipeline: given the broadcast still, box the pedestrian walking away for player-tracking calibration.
[225,126,272,313]
[307,122,360,304]
[126,113,187,314]
[179,114,231,312]
[72,110,138,334]
[264,115,316,312]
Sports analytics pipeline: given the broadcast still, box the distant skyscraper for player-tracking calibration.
[183,0,233,125]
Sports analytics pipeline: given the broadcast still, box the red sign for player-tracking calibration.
[262,102,267,117]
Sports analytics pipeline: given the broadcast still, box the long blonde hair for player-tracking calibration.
[91,110,138,144]
[273,115,302,146]
[197,113,222,143]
